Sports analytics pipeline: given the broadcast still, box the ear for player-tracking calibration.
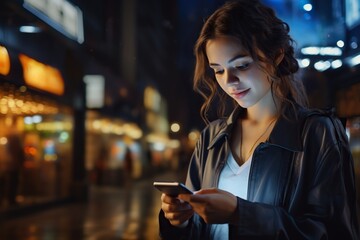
[275,50,285,66]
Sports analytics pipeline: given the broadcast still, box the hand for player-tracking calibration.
[161,193,194,227]
[178,188,237,224]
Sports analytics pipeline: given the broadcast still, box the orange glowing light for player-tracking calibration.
[19,54,64,95]
[0,45,10,76]
[25,146,37,156]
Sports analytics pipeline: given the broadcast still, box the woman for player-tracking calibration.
[158,0,359,239]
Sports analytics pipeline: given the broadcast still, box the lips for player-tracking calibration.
[230,88,250,98]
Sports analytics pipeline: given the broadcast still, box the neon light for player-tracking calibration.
[19,54,65,95]
[0,45,10,76]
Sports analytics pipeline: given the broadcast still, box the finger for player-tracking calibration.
[164,208,193,220]
[196,188,218,194]
[161,193,181,204]
[164,209,194,224]
[179,193,209,204]
[178,188,218,201]
[162,201,192,212]
[178,193,192,202]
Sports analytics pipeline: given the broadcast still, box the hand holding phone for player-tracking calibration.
[157,182,194,227]
[153,181,193,196]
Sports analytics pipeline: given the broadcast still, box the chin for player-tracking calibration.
[236,101,251,109]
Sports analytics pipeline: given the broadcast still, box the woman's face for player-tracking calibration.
[206,36,273,109]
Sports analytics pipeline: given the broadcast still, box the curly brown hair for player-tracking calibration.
[193,0,308,124]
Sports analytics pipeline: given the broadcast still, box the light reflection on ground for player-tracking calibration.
[0,170,185,240]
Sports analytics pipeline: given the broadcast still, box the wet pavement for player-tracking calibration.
[0,170,186,240]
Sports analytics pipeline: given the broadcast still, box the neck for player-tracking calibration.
[245,106,278,126]
[245,91,280,123]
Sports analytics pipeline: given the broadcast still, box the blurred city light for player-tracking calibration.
[19,54,65,96]
[23,0,84,43]
[88,118,142,139]
[0,45,10,75]
[170,123,180,133]
[0,137,8,145]
[32,115,42,123]
[188,130,200,142]
[348,53,360,67]
[19,25,41,33]
[303,4,313,12]
[314,60,331,71]
[83,75,105,108]
[298,58,310,68]
[350,39,358,49]
[331,59,343,69]
[301,46,342,56]
[337,40,345,48]
[301,47,320,55]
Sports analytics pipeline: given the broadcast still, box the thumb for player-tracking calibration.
[196,188,219,195]
[178,193,192,202]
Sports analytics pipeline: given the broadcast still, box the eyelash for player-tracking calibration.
[214,63,251,75]
[236,63,251,70]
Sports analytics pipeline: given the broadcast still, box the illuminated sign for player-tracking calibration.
[83,75,105,108]
[144,86,161,112]
[23,0,84,43]
[346,0,360,28]
[19,54,65,95]
[0,45,10,76]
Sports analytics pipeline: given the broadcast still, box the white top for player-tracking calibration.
[209,153,253,240]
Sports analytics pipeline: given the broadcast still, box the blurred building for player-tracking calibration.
[0,0,87,216]
[0,0,188,218]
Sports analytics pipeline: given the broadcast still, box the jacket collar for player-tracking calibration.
[207,107,240,149]
[208,104,306,152]
[269,105,305,152]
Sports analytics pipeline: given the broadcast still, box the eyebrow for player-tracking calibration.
[209,54,248,67]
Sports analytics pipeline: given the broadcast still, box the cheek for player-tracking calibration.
[216,79,226,91]
[248,69,270,88]
[215,79,231,95]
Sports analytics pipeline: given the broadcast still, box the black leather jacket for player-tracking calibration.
[159,105,359,239]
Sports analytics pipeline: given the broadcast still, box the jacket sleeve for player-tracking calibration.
[158,210,193,240]
[228,116,359,239]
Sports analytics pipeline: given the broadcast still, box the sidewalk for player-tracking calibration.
[0,169,186,240]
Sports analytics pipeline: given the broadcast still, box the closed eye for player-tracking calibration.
[236,62,251,71]
[214,69,224,75]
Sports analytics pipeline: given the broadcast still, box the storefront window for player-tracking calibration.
[0,83,73,209]
[85,111,143,186]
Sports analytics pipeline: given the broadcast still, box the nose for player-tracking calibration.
[224,69,239,85]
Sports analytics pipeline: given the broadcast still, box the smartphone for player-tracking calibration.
[153,181,193,196]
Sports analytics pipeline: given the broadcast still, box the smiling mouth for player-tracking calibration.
[231,88,250,98]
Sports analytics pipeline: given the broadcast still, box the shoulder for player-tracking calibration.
[200,106,241,137]
[197,117,230,149]
[301,108,348,146]
[302,108,343,130]
[204,118,227,132]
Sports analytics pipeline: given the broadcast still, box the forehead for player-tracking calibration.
[205,36,248,62]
